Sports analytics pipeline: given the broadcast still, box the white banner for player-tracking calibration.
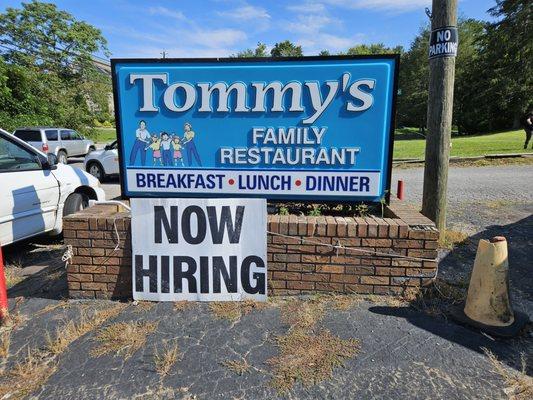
[131,198,267,302]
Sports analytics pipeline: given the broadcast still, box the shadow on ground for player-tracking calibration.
[370,214,532,375]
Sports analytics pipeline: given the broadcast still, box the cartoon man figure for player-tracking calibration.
[182,122,202,167]
[160,132,173,166]
[130,120,150,166]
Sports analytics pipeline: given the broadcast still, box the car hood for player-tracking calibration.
[52,163,101,189]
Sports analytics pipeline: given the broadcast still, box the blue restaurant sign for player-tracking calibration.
[111,56,399,202]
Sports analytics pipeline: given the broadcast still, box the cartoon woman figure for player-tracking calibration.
[182,122,202,167]
[129,120,150,166]
[172,135,184,166]
[146,134,162,166]
[160,132,173,166]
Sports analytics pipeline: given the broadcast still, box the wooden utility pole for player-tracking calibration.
[422,0,458,233]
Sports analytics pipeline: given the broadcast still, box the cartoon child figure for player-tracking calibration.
[182,122,202,167]
[172,135,184,166]
[130,120,150,166]
[160,132,173,166]
[145,134,162,166]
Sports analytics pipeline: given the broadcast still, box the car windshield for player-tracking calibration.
[0,134,42,171]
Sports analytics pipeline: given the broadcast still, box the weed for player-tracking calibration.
[307,205,322,216]
[4,268,23,288]
[268,329,360,394]
[132,301,155,313]
[222,359,251,376]
[154,340,180,377]
[209,300,268,322]
[439,229,469,249]
[174,301,191,312]
[279,206,289,215]
[0,330,10,358]
[91,321,158,359]
[281,298,326,331]
[483,348,532,400]
[330,294,361,311]
[0,304,125,400]
[353,202,369,217]
[35,300,71,316]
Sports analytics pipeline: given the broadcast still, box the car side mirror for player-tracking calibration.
[44,153,58,169]
[104,144,111,151]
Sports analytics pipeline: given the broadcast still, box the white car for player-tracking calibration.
[84,140,119,181]
[13,126,96,164]
[0,128,105,246]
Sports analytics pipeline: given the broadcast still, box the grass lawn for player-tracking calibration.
[393,129,530,159]
[85,128,530,160]
[87,128,117,143]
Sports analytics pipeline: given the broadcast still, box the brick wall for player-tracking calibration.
[63,201,438,299]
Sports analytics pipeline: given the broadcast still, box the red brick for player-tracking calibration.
[68,273,93,282]
[345,284,373,294]
[94,274,118,283]
[362,238,392,247]
[68,281,80,290]
[301,273,330,282]
[316,217,327,236]
[301,254,330,263]
[385,218,399,238]
[345,265,373,275]
[407,249,437,259]
[70,256,92,265]
[307,216,317,236]
[93,257,121,265]
[273,271,301,281]
[375,267,405,276]
[288,215,298,235]
[268,262,286,271]
[279,215,289,235]
[297,216,308,236]
[316,265,345,274]
[360,276,389,285]
[269,215,280,233]
[346,217,357,237]
[272,235,300,245]
[79,265,106,274]
[268,280,286,289]
[273,253,300,262]
[287,281,315,290]
[424,240,438,249]
[335,217,348,236]
[287,263,315,272]
[397,222,409,238]
[286,244,315,253]
[366,218,378,237]
[330,274,359,284]
[81,282,108,291]
[315,282,344,292]
[355,217,368,237]
[326,216,336,236]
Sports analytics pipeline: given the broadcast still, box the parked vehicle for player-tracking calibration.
[0,128,105,246]
[84,140,119,181]
[13,126,96,164]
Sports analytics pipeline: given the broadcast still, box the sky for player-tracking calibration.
[0,0,497,60]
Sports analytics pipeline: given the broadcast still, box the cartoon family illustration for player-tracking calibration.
[129,120,202,167]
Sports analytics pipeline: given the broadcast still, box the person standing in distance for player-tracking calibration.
[523,112,533,149]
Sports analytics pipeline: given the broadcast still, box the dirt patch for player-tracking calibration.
[268,297,360,394]
[439,229,470,250]
[174,301,192,312]
[268,329,360,394]
[91,321,158,359]
[0,303,125,400]
[209,300,269,322]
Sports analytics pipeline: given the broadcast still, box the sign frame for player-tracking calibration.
[111,54,400,204]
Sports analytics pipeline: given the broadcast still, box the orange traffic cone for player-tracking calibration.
[452,236,529,337]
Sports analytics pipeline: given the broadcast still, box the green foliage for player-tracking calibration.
[270,40,303,57]
[0,1,111,132]
[346,43,403,55]
[231,42,268,58]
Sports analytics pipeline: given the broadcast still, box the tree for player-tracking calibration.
[483,0,533,128]
[346,43,403,55]
[231,42,268,58]
[318,50,330,56]
[270,40,303,57]
[0,1,111,131]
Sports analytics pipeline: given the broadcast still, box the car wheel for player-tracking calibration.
[87,161,105,181]
[63,193,89,216]
[57,150,68,164]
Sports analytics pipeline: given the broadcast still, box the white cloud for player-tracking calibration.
[190,28,247,48]
[286,2,326,14]
[284,14,334,35]
[325,0,431,12]
[217,5,270,20]
[298,33,364,54]
[148,6,186,21]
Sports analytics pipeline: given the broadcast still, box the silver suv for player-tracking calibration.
[13,127,95,164]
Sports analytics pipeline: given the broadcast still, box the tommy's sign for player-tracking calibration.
[112,56,398,201]
[131,198,267,301]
